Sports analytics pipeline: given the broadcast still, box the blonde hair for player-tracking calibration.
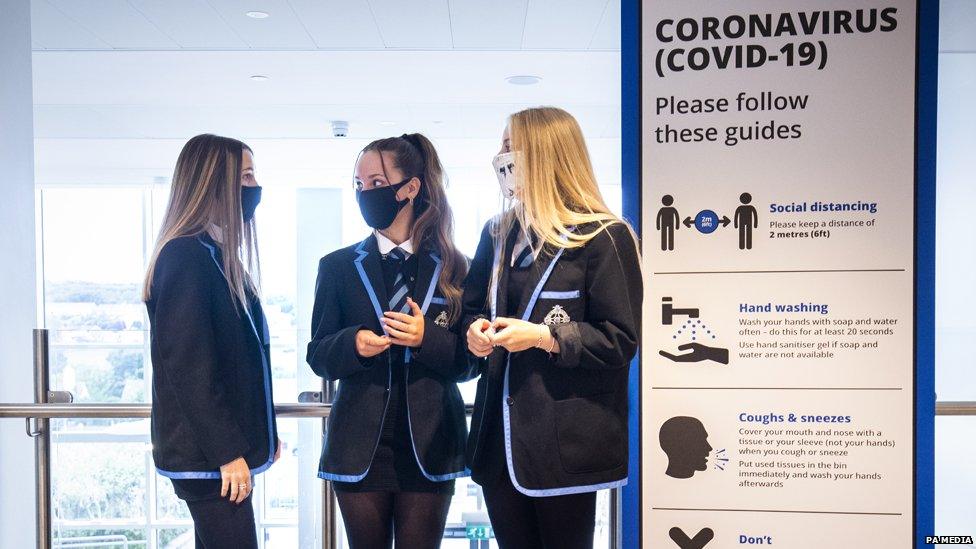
[493,106,637,262]
[143,134,260,308]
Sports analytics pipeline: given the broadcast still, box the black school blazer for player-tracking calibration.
[147,235,278,479]
[306,235,475,482]
[464,220,642,496]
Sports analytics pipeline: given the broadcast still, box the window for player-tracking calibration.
[38,139,623,547]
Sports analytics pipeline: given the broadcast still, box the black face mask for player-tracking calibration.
[241,185,262,223]
[357,179,411,230]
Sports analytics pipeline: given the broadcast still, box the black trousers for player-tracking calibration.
[184,494,259,549]
[482,468,597,549]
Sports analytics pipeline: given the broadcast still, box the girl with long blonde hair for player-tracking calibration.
[463,107,642,549]
[144,134,279,548]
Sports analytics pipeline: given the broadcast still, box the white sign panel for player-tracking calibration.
[640,1,917,547]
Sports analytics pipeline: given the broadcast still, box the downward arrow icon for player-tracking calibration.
[669,527,714,549]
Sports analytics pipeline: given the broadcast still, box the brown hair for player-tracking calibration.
[143,134,259,308]
[360,133,467,324]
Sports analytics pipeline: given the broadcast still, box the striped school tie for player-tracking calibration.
[386,247,411,314]
[511,234,535,268]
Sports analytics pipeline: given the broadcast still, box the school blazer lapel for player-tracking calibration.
[511,226,574,322]
[414,247,443,315]
[491,226,522,321]
[353,235,389,331]
[513,246,555,322]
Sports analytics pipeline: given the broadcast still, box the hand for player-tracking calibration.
[273,439,282,463]
[467,318,495,357]
[491,317,549,353]
[220,456,252,504]
[381,297,425,347]
[659,342,729,365]
[355,329,390,358]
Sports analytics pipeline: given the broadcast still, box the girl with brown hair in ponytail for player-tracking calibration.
[307,133,473,548]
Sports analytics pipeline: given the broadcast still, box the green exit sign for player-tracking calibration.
[466,525,493,540]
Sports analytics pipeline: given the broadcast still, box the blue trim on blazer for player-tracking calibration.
[317,470,371,482]
[405,251,470,481]
[155,468,221,480]
[539,290,581,299]
[354,239,387,330]
[498,244,628,496]
[430,296,447,305]
[468,242,504,466]
[325,240,466,483]
[157,237,276,480]
[322,238,395,483]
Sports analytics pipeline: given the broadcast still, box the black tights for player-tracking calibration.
[336,491,452,549]
[184,495,258,549]
[482,472,596,549]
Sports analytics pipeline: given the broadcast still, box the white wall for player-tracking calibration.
[0,0,38,547]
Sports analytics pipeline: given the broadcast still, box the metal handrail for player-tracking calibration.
[0,402,477,419]
[3,401,966,418]
[0,403,330,419]
[4,401,971,418]
[935,401,976,415]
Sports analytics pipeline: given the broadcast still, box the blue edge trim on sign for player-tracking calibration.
[621,0,640,546]
[156,238,276,480]
[320,239,469,482]
[915,0,937,546]
[617,1,938,546]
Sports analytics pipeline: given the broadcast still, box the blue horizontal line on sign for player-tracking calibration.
[651,387,904,391]
[652,269,907,275]
[652,507,903,516]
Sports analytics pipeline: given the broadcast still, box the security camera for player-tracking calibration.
[331,121,349,138]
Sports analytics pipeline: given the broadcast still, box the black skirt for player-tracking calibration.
[332,348,454,495]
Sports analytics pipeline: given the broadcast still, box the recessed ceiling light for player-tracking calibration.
[245,11,269,19]
[506,75,542,86]
[432,120,444,125]
[250,75,270,82]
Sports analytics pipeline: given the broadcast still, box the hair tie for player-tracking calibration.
[400,133,422,151]
[400,134,426,177]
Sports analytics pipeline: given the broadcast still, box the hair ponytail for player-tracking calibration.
[361,134,467,324]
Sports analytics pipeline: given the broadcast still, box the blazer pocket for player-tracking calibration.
[553,392,624,474]
[539,290,580,299]
[536,290,584,326]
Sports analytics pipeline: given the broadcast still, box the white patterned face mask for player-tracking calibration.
[492,151,519,199]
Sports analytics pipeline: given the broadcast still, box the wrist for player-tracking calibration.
[534,324,553,350]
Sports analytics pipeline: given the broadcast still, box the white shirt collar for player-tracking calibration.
[374,230,414,256]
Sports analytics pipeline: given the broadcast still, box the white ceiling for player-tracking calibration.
[29,0,623,143]
[30,0,621,51]
[32,49,621,140]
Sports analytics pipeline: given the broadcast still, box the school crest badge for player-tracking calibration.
[434,310,449,328]
[543,305,570,326]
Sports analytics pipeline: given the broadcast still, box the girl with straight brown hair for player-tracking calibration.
[145,134,280,548]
